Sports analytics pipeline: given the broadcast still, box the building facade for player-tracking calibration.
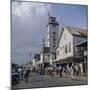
[32,15,87,74]
[54,27,87,69]
[74,40,87,73]
[47,16,59,64]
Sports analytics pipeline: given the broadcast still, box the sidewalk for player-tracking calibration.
[52,73,87,82]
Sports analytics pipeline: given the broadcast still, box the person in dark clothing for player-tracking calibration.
[24,69,30,83]
[21,69,24,81]
[59,66,63,77]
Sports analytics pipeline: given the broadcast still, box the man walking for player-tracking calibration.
[24,68,30,83]
[59,65,63,77]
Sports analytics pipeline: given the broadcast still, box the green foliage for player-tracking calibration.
[12,63,19,72]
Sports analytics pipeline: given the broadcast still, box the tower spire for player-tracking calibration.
[48,11,50,18]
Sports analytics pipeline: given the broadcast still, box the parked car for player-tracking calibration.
[12,71,20,85]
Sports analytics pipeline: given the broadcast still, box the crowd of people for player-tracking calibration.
[44,64,81,78]
[18,63,81,83]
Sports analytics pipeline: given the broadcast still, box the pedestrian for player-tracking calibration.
[75,64,78,76]
[24,69,30,83]
[56,66,59,75]
[59,65,63,77]
[47,67,50,75]
[75,64,81,76]
[18,68,23,81]
[66,65,70,75]
[78,64,81,76]
[49,66,54,77]
[45,67,48,75]
[21,68,24,81]
[70,66,74,78]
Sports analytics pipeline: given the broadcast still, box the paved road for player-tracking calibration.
[12,73,87,89]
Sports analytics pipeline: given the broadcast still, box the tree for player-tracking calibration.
[12,63,19,72]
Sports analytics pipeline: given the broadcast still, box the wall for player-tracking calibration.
[57,27,74,60]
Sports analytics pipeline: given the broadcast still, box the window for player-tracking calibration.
[53,38,56,41]
[75,47,78,52]
[52,41,56,45]
[63,46,64,49]
[56,50,59,56]
[52,32,56,34]
[52,53,56,60]
[60,47,62,51]
[69,42,71,52]
[53,35,56,39]
[65,44,67,53]
[64,34,66,40]
[63,46,65,53]
[44,55,49,60]
[52,44,56,47]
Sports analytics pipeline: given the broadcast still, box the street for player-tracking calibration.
[12,73,87,89]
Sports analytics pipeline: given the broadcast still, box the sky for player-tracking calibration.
[11,0,87,65]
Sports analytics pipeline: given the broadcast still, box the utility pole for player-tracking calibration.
[42,38,45,69]
[29,51,31,61]
[48,11,50,18]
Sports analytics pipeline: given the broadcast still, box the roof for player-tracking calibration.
[66,26,87,37]
[58,26,87,45]
[34,54,40,59]
[74,40,87,47]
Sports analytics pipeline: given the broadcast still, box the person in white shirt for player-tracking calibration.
[70,66,74,78]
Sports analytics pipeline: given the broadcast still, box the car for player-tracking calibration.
[12,72,20,85]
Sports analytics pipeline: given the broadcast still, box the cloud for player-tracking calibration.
[12,1,51,21]
[12,1,52,65]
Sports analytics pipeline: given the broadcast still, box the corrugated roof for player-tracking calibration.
[74,40,87,47]
[57,26,87,46]
[66,26,87,37]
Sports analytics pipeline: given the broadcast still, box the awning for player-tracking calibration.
[74,40,87,47]
[53,57,74,64]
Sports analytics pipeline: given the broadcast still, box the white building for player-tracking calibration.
[53,26,87,67]
[32,15,87,72]
[32,58,36,66]
[32,54,41,68]
[33,47,50,68]
[46,16,59,64]
[40,47,50,68]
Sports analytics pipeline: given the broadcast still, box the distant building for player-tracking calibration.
[33,47,50,68]
[41,47,50,68]
[33,54,41,68]
[54,26,87,69]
